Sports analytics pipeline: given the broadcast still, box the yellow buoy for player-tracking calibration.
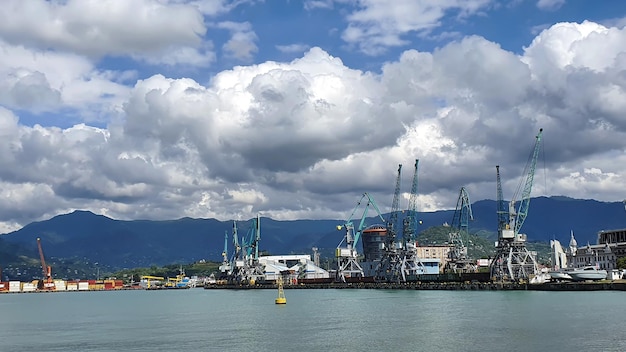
[275,277,287,304]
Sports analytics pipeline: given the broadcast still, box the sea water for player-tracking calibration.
[0,288,624,352]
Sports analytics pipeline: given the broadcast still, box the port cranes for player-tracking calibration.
[375,164,403,282]
[445,187,476,273]
[225,214,265,285]
[36,237,55,290]
[376,160,427,282]
[490,129,544,282]
[242,214,265,283]
[335,192,385,281]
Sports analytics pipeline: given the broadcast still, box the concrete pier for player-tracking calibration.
[204,280,626,291]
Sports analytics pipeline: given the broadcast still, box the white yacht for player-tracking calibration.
[567,266,608,281]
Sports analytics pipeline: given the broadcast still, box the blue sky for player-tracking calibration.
[1,0,626,234]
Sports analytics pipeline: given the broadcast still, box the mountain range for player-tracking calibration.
[1,196,625,271]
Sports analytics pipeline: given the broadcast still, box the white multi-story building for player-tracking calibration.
[565,228,626,271]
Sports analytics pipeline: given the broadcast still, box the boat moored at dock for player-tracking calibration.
[567,266,607,281]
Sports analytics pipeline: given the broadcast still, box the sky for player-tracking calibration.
[1,0,626,233]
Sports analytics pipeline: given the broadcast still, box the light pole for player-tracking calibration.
[95,262,100,280]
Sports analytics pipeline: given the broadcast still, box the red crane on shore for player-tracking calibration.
[37,238,55,290]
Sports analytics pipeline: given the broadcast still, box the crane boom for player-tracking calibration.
[36,237,48,279]
[403,159,419,244]
[254,214,260,260]
[354,193,386,247]
[222,230,228,264]
[496,165,508,231]
[511,128,543,235]
[36,237,54,289]
[387,164,402,243]
[451,187,473,235]
[232,221,240,263]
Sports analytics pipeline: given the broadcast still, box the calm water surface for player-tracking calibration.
[0,288,624,352]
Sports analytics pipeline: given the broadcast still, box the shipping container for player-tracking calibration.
[105,279,124,289]
[78,282,89,291]
[22,283,36,292]
[54,280,67,291]
[67,283,78,291]
[9,281,21,293]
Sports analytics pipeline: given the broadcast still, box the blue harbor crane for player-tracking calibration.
[402,159,420,246]
[387,164,403,245]
[223,216,264,285]
[509,128,543,236]
[490,128,544,282]
[376,162,427,282]
[240,214,264,284]
[445,187,476,273]
[244,215,261,263]
[496,165,508,232]
[335,192,386,281]
[374,164,403,282]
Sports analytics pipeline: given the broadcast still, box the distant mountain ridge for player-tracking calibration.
[2,196,625,269]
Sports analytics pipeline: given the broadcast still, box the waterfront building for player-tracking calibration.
[566,228,626,271]
[415,245,451,273]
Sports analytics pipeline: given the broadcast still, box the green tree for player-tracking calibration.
[616,256,626,269]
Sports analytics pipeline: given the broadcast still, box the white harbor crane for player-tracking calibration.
[218,230,232,277]
[490,129,544,282]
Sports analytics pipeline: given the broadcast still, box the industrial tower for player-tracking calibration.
[490,129,544,282]
[445,187,476,273]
